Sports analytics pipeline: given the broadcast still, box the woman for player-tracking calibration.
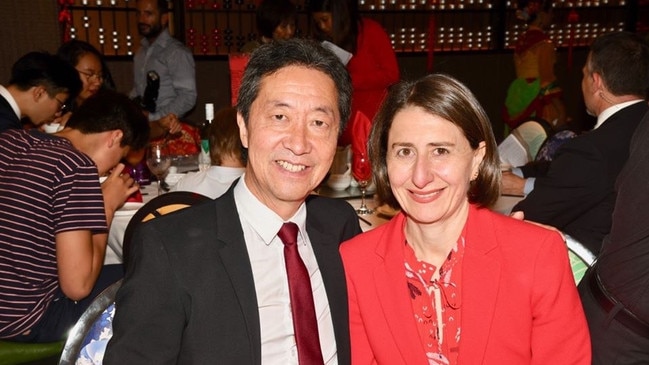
[241,0,297,53]
[340,74,590,364]
[309,0,399,146]
[504,0,566,130]
[55,40,115,126]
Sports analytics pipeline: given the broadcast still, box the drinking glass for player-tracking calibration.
[146,141,172,196]
[352,152,373,215]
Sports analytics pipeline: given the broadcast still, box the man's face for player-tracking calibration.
[30,88,68,126]
[136,0,166,39]
[581,53,597,117]
[238,65,341,219]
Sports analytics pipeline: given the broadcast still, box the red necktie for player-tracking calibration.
[277,222,325,365]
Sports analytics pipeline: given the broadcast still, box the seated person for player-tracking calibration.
[172,106,245,198]
[53,40,116,127]
[0,51,81,132]
[240,0,297,53]
[505,32,649,255]
[0,90,149,343]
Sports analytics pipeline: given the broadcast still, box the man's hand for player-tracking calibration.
[501,171,526,196]
[510,210,566,241]
[158,113,183,134]
[150,113,183,139]
[101,163,139,221]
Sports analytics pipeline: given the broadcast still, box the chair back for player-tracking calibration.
[499,118,554,168]
[565,234,596,284]
[122,191,211,267]
[58,280,122,365]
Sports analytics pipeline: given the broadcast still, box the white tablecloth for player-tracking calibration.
[104,184,158,265]
[105,191,522,265]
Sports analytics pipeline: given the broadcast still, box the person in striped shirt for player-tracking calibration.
[0,90,149,342]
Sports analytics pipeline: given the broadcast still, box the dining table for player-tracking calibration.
[104,169,524,266]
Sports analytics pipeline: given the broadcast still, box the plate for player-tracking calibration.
[114,202,145,216]
[375,204,399,218]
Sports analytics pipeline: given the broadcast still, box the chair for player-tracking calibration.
[58,280,122,365]
[122,191,211,267]
[565,234,596,285]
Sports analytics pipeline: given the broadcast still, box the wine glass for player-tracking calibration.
[146,141,172,196]
[352,152,373,215]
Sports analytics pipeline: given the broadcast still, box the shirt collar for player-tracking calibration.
[595,100,644,129]
[233,173,308,246]
[0,85,21,119]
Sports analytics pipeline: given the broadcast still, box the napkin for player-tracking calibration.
[350,111,372,158]
[321,41,353,65]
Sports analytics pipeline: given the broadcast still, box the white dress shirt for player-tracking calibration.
[233,175,338,365]
[172,165,244,198]
[0,85,20,119]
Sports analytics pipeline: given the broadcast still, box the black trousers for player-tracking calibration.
[578,267,649,365]
[10,264,123,343]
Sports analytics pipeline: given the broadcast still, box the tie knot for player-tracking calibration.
[278,222,299,247]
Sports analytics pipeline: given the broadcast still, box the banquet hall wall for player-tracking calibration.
[0,0,592,141]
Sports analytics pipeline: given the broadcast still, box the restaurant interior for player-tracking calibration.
[0,0,648,363]
[2,0,646,139]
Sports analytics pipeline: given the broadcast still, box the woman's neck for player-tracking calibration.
[404,203,469,267]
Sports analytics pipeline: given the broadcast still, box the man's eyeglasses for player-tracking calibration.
[54,96,68,114]
[77,69,104,83]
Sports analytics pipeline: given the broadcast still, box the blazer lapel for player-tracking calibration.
[458,207,501,364]
[213,188,262,365]
[307,206,351,365]
[373,214,429,364]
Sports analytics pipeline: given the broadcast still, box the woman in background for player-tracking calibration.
[55,40,115,126]
[504,0,566,130]
[341,73,590,364]
[241,0,297,53]
[309,0,399,145]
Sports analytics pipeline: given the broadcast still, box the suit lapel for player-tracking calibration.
[213,188,262,365]
[307,205,351,365]
[458,207,501,364]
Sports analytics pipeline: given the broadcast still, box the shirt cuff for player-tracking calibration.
[524,177,535,195]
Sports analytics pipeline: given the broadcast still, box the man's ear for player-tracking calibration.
[591,71,604,92]
[237,112,249,148]
[32,85,46,102]
[108,130,124,148]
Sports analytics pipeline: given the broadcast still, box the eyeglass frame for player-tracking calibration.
[53,96,68,114]
[77,69,104,83]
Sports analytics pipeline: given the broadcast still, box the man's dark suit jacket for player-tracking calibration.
[0,94,21,133]
[104,186,362,364]
[514,101,648,254]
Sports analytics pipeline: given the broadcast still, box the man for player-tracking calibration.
[504,31,649,255]
[578,109,649,364]
[172,106,246,199]
[131,0,195,139]
[0,51,81,132]
[0,91,150,342]
[105,39,361,364]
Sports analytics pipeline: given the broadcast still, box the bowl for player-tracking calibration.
[43,123,62,134]
[327,173,352,191]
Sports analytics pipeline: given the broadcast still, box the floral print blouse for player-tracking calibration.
[404,235,465,365]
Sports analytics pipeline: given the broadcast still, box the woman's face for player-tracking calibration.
[75,53,103,104]
[386,106,485,226]
[273,20,296,40]
[311,12,333,37]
